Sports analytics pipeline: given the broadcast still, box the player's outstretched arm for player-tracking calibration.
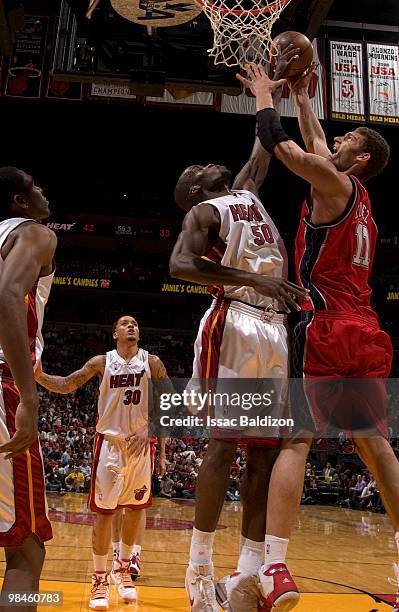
[0,223,56,458]
[289,65,331,158]
[170,203,309,312]
[237,64,352,213]
[35,355,105,394]
[233,45,300,194]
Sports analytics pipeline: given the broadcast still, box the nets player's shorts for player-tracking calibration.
[292,310,393,437]
[0,367,52,546]
[188,298,289,448]
[88,433,154,513]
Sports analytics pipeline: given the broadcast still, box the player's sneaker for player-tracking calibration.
[215,576,230,610]
[89,572,110,611]
[185,563,219,611]
[130,553,141,580]
[389,563,399,612]
[258,563,299,611]
[216,572,260,611]
[111,558,138,604]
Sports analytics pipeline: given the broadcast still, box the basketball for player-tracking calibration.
[271,30,313,77]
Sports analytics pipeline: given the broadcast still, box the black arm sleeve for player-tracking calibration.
[256,108,291,154]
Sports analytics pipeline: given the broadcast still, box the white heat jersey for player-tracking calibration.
[0,218,54,368]
[96,348,151,439]
[203,190,287,308]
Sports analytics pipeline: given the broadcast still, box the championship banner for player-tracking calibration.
[4,16,48,99]
[367,43,399,125]
[90,82,137,100]
[330,40,365,122]
[220,40,326,119]
[53,276,111,289]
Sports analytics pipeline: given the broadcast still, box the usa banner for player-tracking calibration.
[4,15,48,99]
[330,40,365,122]
[367,43,399,125]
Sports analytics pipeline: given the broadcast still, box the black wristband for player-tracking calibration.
[257,108,290,154]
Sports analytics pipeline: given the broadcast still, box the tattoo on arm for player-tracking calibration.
[38,355,105,394]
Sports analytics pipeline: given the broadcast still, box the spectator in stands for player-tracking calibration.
[65,469,85,492]
[346,474,367,507]
[160,474,174,498]
[182,474,196,499]
[302,476,318,505]
[323,462,335,480]
[80,459,91,491]
[46,467,63,492]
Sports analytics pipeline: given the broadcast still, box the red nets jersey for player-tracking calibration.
[295,176,378,321]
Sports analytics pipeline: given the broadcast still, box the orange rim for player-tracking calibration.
[196,0,291,17]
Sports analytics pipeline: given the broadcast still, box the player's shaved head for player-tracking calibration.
[174,166,202,211]
[0,167,32,217]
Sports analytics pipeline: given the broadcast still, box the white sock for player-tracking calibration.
[93,553,108,573]
[133,544,142,557]
[120,542,134,563]
[112,541,120,561]
[263,535,289,569]
[237,538,263,575]
[189,528,215,566]
[395,532,399,557]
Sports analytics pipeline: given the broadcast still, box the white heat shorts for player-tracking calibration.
[187,298,289,444]
[88,433,153,513]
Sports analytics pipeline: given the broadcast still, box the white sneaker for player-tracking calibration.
[89,572,110,611]
[111,559,138,604]
[225,572,260,611]
[185,563,219,611]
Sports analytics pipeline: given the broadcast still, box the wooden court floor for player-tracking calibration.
[1,494,398,611]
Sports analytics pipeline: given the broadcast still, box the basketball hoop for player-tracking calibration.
[196,0,292,68]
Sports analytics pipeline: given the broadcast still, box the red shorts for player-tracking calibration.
[0,369,52,546]
[292,311,393,437]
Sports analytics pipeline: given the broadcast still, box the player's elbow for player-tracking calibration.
[169,254,188,279]
[169,255,181,279]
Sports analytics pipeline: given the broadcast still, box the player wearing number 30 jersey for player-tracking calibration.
[36,315,168,611]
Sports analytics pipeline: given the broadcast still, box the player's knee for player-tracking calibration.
[355,436,394,462]
[281,437,312,455]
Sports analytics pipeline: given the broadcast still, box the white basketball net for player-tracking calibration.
[198,0,293,68]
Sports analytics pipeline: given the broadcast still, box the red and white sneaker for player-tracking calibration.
[185,563,219,611]
[111,558,138,604]
[89,572,110,611]
[130,553,141,580]
[258,563,299,611]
